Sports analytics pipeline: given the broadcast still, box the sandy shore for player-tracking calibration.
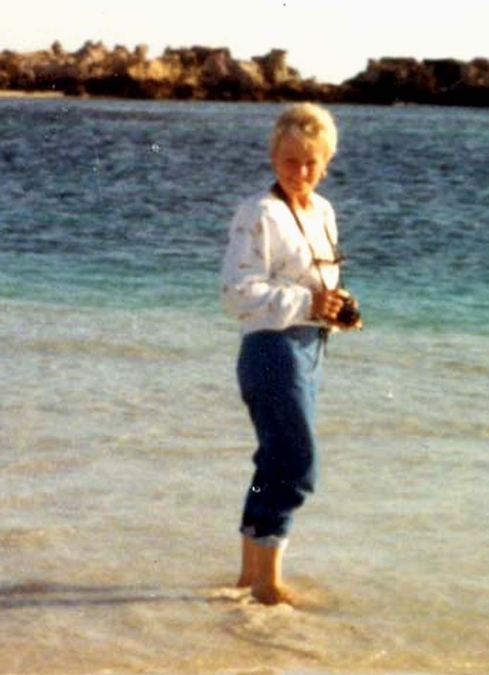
[0,89,64,98]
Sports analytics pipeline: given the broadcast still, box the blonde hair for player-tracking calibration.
[270,102,338,162]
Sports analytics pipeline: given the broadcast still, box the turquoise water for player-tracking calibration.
[0,99,487,675]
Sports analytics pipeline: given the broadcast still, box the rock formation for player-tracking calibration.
[1,42,489,106]
[341,57,489,107]
[0,42,329,101]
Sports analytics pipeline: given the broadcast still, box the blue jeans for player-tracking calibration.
[237,326,326,545]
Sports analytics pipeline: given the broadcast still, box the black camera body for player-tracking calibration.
[336,297,361,327]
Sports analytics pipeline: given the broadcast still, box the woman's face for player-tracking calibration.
[272,131,328,206]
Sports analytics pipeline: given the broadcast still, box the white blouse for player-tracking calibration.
[222,188,341,335]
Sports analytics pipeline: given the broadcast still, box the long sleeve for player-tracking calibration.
[222,195,313,333]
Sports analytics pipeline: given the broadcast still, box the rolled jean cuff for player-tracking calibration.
[241,528,288,549]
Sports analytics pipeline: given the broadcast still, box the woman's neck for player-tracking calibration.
[290,193,313,212]
[272,182,313,212]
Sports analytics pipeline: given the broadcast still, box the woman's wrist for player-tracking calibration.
[309,289,325,320]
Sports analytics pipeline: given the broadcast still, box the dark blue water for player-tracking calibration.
[1,98,488,332]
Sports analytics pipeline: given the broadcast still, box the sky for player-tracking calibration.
[3,0,489,84]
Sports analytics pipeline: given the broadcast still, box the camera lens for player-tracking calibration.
[337,298,360,326]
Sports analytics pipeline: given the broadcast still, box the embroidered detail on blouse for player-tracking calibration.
[251,220,264,236]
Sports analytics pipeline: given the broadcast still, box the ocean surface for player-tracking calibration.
[0,98,488,675]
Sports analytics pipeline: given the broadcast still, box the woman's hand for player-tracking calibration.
[310,288,362,330]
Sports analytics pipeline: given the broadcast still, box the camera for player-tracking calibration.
[336,296,361,327]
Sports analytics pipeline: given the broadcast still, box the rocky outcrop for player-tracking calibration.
[0,41,336,101]
[1,43,489,106]
[341,57,489,107]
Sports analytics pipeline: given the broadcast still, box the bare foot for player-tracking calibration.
[251,582,299,606]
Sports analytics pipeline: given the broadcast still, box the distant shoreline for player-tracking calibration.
[1,43,489,107]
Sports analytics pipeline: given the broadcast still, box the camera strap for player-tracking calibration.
[271,182,343,291]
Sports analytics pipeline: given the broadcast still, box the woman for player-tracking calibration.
[222,103,361,606]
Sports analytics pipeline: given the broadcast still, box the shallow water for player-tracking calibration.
[0,99,488,674]
[0,304,487,675]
